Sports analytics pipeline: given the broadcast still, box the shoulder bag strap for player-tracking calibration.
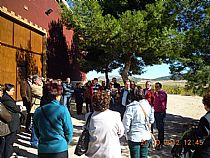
[41,107,65,138]
[139,103,156,145]
[139,104,150,129]
[85,112,93,129]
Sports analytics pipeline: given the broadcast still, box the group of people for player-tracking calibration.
[0,76,74,158]
[82,79,167,157]
[74,79,210,158]
[0,75,209,158]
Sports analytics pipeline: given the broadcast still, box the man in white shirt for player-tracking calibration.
[120,80,134,119]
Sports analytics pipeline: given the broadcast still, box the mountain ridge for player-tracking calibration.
[97,75,174,82]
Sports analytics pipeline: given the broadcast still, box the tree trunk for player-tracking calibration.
[121,55,132,83]
[104,65,109,87]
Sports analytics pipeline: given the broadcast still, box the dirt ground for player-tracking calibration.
[13,94,206,158]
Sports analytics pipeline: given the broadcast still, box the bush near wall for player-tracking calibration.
[136,84,194,96]
[162,85,194,96]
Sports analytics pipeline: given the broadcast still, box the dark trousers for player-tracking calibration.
[38,150,68,158]
[128,140,149,158]
[154,112,166,145]
[120,105,126,120]
[193,147,210,158]
[151,123,154,133]
[76,101,83,115]
[85,98,93,113]
[0,131,17,158]
[22,97,32,131]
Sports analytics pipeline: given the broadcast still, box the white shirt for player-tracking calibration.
[85,110,124,158]
[121,90,128,106]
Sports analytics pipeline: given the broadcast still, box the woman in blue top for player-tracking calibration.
[33,81,73,158]
[123,87,154,158]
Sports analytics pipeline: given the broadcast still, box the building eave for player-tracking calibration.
[0,6,47,36]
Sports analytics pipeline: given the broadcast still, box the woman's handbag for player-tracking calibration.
[0,102,12,123]
[74,112,93,156]
[0,120,11,136]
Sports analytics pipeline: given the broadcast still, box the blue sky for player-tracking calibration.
[87,63,171,80]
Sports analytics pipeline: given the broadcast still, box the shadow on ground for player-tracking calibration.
[14,129,38,158]
[15,102,201,158]
[69,100,200,158]
[14,146,38,158]
[70,100,86,121]
[148,113,199,158]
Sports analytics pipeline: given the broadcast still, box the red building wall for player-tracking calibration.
[0,0,73,45]
[0,0,82,81]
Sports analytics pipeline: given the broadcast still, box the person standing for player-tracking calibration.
[91,78,101,95]
[0,84,5,158]
[0,84,3,99]
[74,82,84,115]
[100,81,107,91]
[84,81,93,113]
[112,77,121,93]
[33,82,73,158]
[109,82,119,111]
[143,81,155,133]
[130,81,137,102]
[20,76,32,133]
[30,75,43,148]
[143,81,155,107]
[62,78,74,111]
[123,88,154,158]
[154,82,167,149]
[0,84,21,158]
[192,92,210,158]
[120,80,134,120]
[85,91,124,158]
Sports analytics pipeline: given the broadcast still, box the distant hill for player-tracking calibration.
[98,75,121,81]
[152,76,172,81]
[130,75,175,83]
[97,75,174,82]
[96,75,186,86]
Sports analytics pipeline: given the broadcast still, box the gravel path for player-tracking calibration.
[13,94,205,158]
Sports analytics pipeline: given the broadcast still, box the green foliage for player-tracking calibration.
[99,0,157,18]
[184,66,210,96]
[169,0,210,95]
[61,0,210,95]
[163,85,193,96]
[62,0,119,76]
[61,0,179,82]
[137,83,194,96]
